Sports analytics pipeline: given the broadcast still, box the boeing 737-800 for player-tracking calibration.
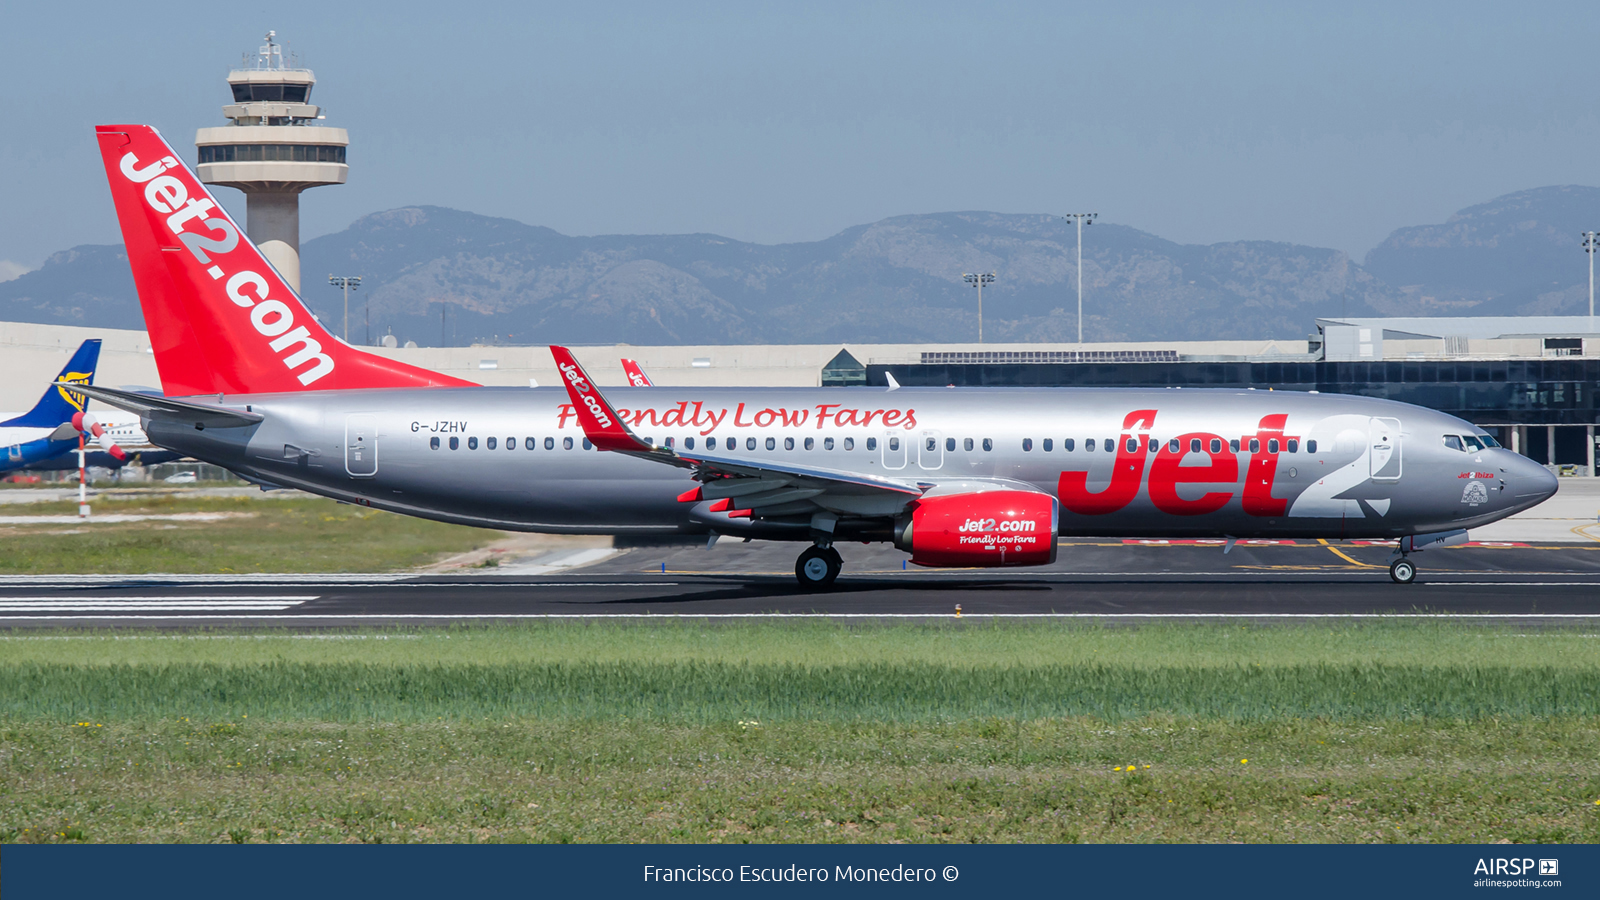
[77,124,1558,587]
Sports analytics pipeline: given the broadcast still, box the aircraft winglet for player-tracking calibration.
[548,346,654,453]
[620,358,654,387]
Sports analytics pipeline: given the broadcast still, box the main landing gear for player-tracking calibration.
[1389,557,1417,585]
[796,545,842,590]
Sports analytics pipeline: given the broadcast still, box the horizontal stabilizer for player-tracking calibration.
[62,383,264,429]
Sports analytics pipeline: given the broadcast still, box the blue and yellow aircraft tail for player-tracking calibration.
[2,340,101,428]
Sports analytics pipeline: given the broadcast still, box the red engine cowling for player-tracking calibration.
[894,490,1059,568]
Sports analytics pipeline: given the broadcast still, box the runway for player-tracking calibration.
[2,538,1599,626]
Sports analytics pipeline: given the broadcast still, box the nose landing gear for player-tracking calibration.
[1389,557,1416,585]
[796,545,842,590]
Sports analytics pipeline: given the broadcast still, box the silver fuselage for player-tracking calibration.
[143,385,1558,541]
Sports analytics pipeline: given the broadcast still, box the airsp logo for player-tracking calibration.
[1461,481,1488,507]
[55,372,91,411]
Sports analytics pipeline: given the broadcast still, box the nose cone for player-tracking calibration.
[1505,450,1559,506]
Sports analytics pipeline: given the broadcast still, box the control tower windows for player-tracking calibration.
[230,83,311,103]
[199,145,347,164]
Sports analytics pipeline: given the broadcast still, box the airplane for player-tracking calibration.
[0,340,124,475]
[77,123,1558,587]
[621,358,654,386]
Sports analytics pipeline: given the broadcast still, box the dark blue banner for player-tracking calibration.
[4,844,1594,898]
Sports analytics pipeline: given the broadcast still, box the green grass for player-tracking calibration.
[5,623,1600,843]
[0,495,494,573]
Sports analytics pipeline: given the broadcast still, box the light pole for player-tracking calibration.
[963,272,996,343]
[329,275,362,343]
[1063,213,1097,344]
[1584,232,1598,326]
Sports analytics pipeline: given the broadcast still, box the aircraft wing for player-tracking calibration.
[62,383,264,429]
[548,346,922,515]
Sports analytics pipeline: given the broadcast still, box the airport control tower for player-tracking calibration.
[195,32,347,294]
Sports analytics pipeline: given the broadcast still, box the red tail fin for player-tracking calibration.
[620,358,654,386]
[94,124,476,396]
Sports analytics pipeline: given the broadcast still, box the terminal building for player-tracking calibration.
[843,315,1600,474]
[5,314,1596,474]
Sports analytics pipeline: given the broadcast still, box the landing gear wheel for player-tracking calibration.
[796,546,842,590]
[1389,558,1416,585]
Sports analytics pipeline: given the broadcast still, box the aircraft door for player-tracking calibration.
[882,433,908,469]
[7,444,18,462]
[918,430,944,470]
[345,414,378,477]
[1369,417,1401,482]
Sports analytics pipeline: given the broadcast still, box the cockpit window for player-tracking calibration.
[1443,435,1464,452]
[1479,434,1500,448]
[1462,435,1486,452]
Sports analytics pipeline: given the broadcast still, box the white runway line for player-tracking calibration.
[3,612,1600,621]
[0,595,315,612]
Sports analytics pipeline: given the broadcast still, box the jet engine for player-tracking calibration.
[894,490,1059,567]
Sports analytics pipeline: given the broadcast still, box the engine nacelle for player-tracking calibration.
[894,490,1059,568]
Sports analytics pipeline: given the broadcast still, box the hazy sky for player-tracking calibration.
[3,1,1598,272]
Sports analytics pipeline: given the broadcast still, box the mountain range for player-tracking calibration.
[5,186,1598,346]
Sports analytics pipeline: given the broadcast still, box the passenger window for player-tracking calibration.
[844,437,854,450]
[506,437,515,450]
[983,438,993,452]
[1187,438,1198,453]
[1125,438,1137,453]
[582,439,593,450]
[486,437,497,450]
[685,437,695,450]
[804,437,814,450]
[1209,438,1221,453]
[746,437,757,451]
[926,438,937,451]
[706,437,718,450]
[1230,439,1240,452]
[643,437,653,446]
[1169,438,1180,453]
[1286,439,1299,453]
[867,437,878,451]
[1043,438,1052,451]
[1063,438,1075,451]
[665,437,675,448]
[545,437,555,450]
[450,437,460,450]
[945,437,955,451]
[1249,439,1260,453]
[1268,439,1279,453]
[1086,438,1096,452]
[563,437,573,450]
[1306,439,1317,454]
[889,437,899,451]
[468,437,479,450]
[1147,437,1158,453]
[430,436,440,450]
[1104,439,1114,453]
[784,437,794,450]
[766,437,776,451]
[825,437,835,450]
[1023,438,1033,451]
[964,438,974,451]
